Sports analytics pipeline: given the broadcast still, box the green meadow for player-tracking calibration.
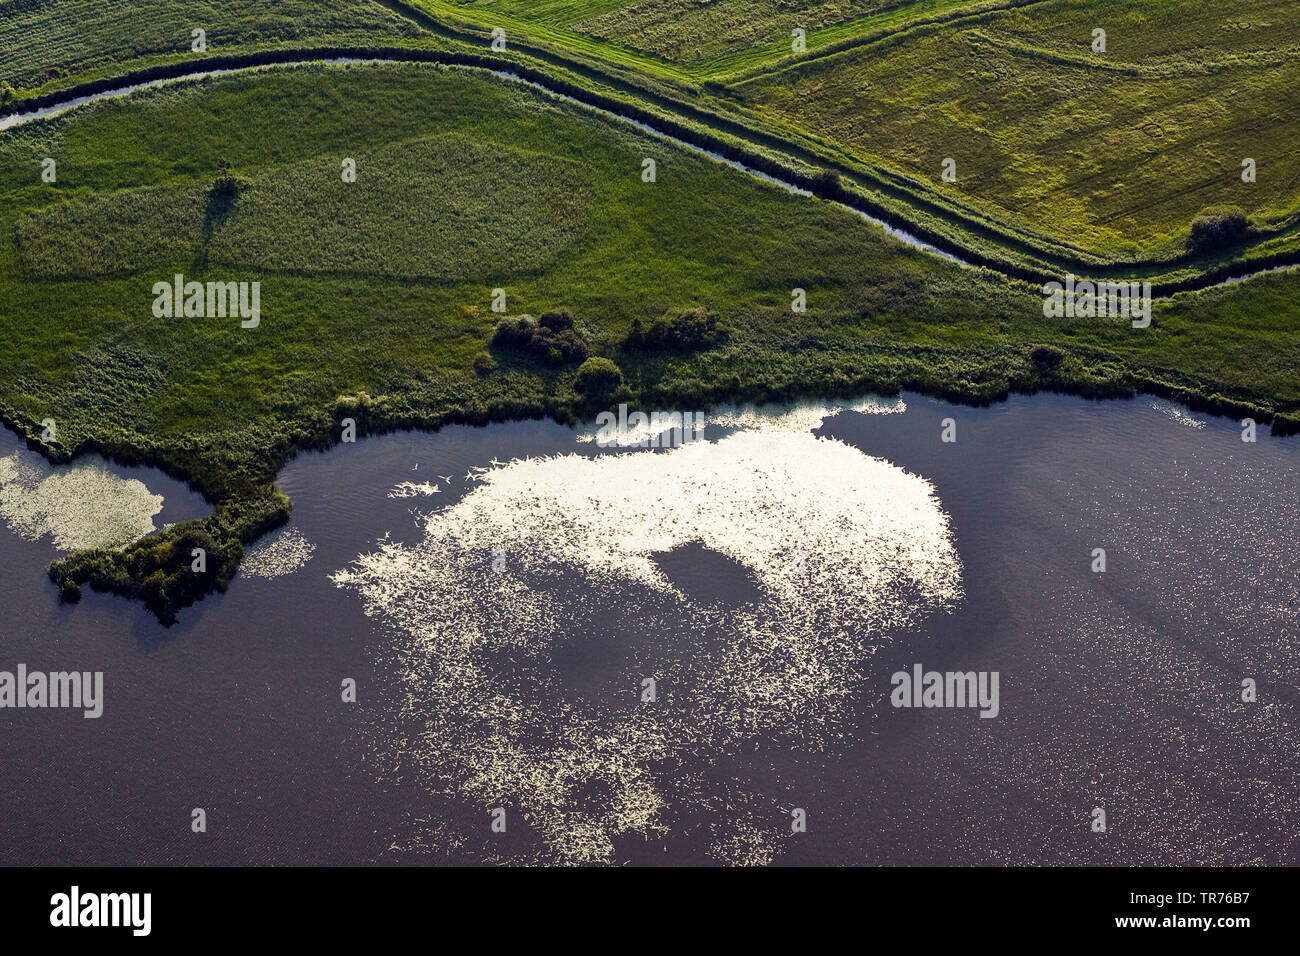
[15,134,596,282]
[405,0,1300,264]
[9,1,1298,271]
[435,0,901,66]
[424,0,999,75]
[0,0,420,94]
[734,0,1300,256]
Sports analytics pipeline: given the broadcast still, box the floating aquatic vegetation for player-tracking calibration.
[1149,398,1207,429]
[335,406,959,864]
[706,395,906,434]
[240,527,316,579]
[573,395,906,445]
[0,451,162,551]
[388,481,440,499]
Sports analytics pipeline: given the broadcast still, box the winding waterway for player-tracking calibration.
[0,392,1295,865]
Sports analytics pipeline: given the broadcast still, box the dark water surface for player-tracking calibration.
[0,393,1295,865]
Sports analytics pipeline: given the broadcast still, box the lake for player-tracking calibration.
[0,392,1296,865]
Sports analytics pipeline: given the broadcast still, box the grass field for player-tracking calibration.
[426,0,999,74]
[579,0,901,63]
[734,0,1300,255]
[400,0,1300,261]
[0,0,418,93]
[18,134,596,281]
[9,2,1298,269]
[440,0,908,65]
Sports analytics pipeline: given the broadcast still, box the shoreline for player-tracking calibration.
[13,367,1296,625]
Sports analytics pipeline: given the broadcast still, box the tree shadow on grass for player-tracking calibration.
[192,173,241,273]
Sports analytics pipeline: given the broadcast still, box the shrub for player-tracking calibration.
[491,312,588,364]
[472,351,496,376]
[1028,344,1064,370]
[574,357,623,398]
[211,172,240,200]
[333,392,378,420]
[812,169,842,197]
[625,307,726,351]
[59,578,81,603]
[1186,205,1249,254]
[538,310,574,333]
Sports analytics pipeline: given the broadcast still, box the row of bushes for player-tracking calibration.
[624,307,727,351]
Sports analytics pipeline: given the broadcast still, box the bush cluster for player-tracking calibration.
[1186,206,1249,254]
[491,311,588,364]
[573,357,624,399]
[1028,344,1064,370]
[624,308,726,351]
[49,487,289,626]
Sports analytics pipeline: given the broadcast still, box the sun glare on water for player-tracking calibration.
[0,451,163,552]
[333,403,963,863]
